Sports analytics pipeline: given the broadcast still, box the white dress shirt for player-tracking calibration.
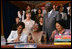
[48,9,53,18]
[18,11,25,22]
[67,6,71,15]
[60,12,67,20]
[7,30,27,43]
[31,9,37,14]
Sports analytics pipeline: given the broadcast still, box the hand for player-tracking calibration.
[29,40,34,43]
[14,39,18,42]
[14,37,20,42]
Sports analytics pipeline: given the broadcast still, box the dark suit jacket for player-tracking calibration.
[43,10,61,40]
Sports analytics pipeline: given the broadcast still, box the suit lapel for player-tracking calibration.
[50,10,54,17]
[48,10,54,18]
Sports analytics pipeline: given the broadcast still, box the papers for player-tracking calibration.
[6,41,24,44]
[14,43,37,48]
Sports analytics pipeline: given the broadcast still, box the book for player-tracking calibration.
[54,35,71,45]
[54,35,71,42]
[54,42,71,45]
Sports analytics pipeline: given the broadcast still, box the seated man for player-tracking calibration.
[7,22,27,43]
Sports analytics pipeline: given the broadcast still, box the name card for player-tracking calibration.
[14,43,37,48]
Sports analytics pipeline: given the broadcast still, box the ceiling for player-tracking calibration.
[8,1,71,10]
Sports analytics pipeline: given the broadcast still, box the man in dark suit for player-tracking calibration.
[43,3,61,42]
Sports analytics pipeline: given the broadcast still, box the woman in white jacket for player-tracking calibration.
[7,22,27,43]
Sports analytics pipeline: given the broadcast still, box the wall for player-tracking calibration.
[2,0,19,39]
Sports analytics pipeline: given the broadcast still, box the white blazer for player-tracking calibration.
[7,30,27,43]
[67,6,71,15]
[60,12,67,20]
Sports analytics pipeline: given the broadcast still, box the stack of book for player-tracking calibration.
[54,35,71,45]
[1,36,6,45]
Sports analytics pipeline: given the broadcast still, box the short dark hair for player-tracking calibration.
[17,22,25,29]
[36,8,42,14]
[38,16,43,21]
[15,17,19,22]
[55,20,66,28]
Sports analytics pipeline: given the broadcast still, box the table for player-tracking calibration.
[1,44,71,48]
[37,44,71,48]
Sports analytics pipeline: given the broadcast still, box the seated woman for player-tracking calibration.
[7,22,28,43]
[27,23,47,44]
[49,20,71,41]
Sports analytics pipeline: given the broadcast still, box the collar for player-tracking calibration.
[49,9,53,14]
[58,29,66,35]
[48,9,53,14]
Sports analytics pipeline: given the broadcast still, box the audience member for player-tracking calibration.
[18,9,25,22]
[38,16,43,31]
[23,11,35,35]
[35,8,43,22]
[59,7,67,20]
[67,3,71,15]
